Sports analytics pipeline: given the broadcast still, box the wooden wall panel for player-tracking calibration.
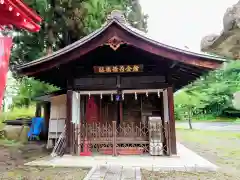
[74,77,117,90]
[120,75,166,89]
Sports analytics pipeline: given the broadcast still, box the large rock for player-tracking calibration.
[19,126,30,143]
[201,1,240,59]
[223,2,240,32]
[3,125,30,142]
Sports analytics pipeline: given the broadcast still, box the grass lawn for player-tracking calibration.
[142,129,240,179]
[176,129,240,179]
[0,106,35,122]
[0,106,35,130]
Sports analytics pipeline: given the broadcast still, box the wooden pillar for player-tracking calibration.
[99,97,102,122]
[43,102,51,140]
[167,87,177,154]
[66,90,73,154]
[160,92,168,155]
[112,121,117,156]
[35,102,42,117]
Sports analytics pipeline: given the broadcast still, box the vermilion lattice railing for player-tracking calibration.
[74,121,170,156]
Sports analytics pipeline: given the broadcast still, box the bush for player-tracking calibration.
[174,106,185,121]
[0,106,35,122]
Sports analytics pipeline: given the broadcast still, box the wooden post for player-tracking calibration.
[99,96,102,122]
[43,102,51,140]
[112,121,117,156]
[160,92,168,155]
[66,90,73,154]
[167,87,177,154]
[35,102,42,117]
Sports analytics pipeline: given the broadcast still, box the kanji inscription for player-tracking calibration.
[93,65,143,73]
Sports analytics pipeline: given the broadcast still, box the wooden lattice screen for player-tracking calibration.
[74,121,170,156]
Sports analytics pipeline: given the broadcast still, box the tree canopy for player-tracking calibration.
[7,0,148,108]
[10,0,148,66]
[175,60,240,120]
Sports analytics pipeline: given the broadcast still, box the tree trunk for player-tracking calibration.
[188,108,193,129]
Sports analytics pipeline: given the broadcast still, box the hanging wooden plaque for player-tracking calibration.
[93,64,143,73]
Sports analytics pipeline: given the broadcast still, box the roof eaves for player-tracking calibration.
[114,20,227,63]
[17,17,227,71]
[17,20,115,70]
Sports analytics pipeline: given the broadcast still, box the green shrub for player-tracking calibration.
[174,106,185,121]
[0,106,35,122]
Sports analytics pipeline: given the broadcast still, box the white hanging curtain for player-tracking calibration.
[71,91,80,124]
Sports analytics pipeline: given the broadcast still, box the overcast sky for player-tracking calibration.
[140,0,238,52]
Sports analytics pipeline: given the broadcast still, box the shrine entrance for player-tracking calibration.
[72,89,171,156]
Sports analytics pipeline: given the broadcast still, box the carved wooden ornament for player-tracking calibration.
[105,36,125,51]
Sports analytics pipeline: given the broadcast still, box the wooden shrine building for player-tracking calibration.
[16,10,225,156]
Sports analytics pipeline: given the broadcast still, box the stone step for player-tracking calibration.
[84,165,141,180]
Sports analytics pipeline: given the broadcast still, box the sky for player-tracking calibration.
[140,0,239,52]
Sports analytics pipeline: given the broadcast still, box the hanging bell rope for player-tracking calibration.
[135,92,137,100]
[111,93,113,101]
[158,90,160,98]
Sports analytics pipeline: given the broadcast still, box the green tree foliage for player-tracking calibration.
[175,60,240,120]
[9,0,147,108]
[11,0,147,66]
[12,77,57,107]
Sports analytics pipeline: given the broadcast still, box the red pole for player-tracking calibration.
[0,37,12,111]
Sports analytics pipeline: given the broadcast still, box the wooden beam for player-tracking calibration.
[170,61,178,69]
[179,68,201,77]
[177,64,208,74]
[167,86,177,154]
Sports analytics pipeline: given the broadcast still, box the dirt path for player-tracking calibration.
[0,142,88,180]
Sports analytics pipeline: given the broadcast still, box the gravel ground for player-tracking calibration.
[0,142,88,180]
